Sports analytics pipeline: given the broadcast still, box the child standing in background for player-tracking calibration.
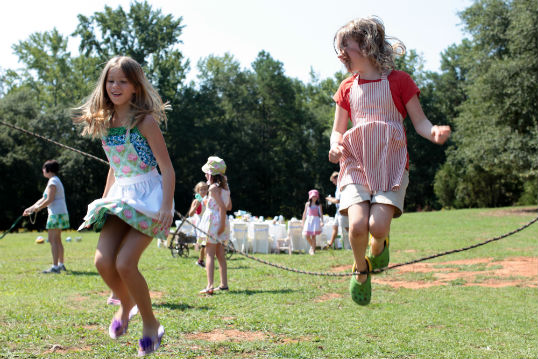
[198,156,232,295]
[329,17,451,305]
[188,181,209,268]
[23,159,69,273]
[75,56,174,355]
[302,189,324,255]
[325,171,343,249]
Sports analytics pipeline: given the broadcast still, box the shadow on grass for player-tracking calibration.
[226,265,251,270]
[228,288,295,296]
[66,270,100,276]
[154,302,209,311]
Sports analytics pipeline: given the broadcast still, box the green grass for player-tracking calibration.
[1,206,537,358]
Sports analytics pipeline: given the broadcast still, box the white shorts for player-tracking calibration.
[333,211,342,228]
[333,211,349,229]
[339,170,409,218]
[339,213,349,229]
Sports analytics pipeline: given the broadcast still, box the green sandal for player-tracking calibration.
[349,259,372,306]
[367,235,390,271]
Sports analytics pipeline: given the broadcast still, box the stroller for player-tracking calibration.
[168,218,197,258]
[168,216,235,259]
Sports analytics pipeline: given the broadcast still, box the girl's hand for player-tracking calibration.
[328,143,344,163]
[23,206,35,216]
[431,125,451,145]
[157,207,174,232]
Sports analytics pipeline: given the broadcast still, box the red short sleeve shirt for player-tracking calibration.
[333,70,420,119]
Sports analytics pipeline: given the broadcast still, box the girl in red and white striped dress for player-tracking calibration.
[328,16,451,305]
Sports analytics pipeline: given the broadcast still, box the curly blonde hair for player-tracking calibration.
[194,181,209,194]
[74,56,170,138]
[334,16,405,74]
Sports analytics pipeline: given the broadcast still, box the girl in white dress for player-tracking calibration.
[302,189,324,255]
[198,156,232,294]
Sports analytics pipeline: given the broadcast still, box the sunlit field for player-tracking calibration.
[1,206,537,358]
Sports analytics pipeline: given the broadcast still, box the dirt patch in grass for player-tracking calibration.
[375,257,537,289]
[314,292,342,302]
[70,294,87,302]
[331,265,351,272]
[331,257,536,289]
[43,344,92,354]
[185,329,268,342]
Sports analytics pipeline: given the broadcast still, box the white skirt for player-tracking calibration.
[79,169,172,239]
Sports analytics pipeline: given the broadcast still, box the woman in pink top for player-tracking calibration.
[328,16,451,305]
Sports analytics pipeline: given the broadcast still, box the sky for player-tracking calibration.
[0,0,472,83]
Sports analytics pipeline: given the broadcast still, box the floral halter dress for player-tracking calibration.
[198,186,231,244]
[79,127,171,240]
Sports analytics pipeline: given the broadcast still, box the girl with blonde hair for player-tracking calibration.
[75,56,174,356]
[329,17,451,305]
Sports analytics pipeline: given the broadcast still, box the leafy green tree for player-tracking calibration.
[435,0,538,207]
[73,0,188,100]
[167,52,336,218]
[9,29,77,108]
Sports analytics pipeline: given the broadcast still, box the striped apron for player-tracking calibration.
[338,73,407,192]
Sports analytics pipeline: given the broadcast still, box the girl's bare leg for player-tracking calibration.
[115,226,158,337]
[205,243,217,289]
[306,235,316,252]
[48,229,62,266]
[328,225,338,247]
[94,216,136,323]
[368,204,394,256]
[347,202,370,282]
[215,243,228,288]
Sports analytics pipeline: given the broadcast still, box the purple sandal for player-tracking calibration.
[138,325,165,356]
[108,318,128,339]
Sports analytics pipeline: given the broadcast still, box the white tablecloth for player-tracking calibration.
[230,217,344,253]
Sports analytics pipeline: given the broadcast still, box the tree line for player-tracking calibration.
[0,0,536,230]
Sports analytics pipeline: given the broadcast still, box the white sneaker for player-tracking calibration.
[42,265,60,274]
[309,247,315,255]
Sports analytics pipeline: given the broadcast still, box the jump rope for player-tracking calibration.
[0,212,37,240]
[1,118,537,276]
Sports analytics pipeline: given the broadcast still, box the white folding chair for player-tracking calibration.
[253,223,270,254]
[288,219,306,253]
[318,223,332,248]
[272,223,291,254]
[232,222,249,253]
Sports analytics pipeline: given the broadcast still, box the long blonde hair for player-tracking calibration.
[74,56,170,137]
[334,16,405,74]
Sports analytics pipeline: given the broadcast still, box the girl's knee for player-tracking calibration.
[94,253,114,272]
[348,220,368,239]
[115,260,137,278]
[368,220,390,239]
